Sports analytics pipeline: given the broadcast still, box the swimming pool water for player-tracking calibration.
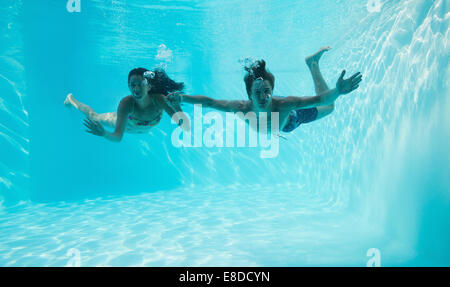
[0,0,449,266]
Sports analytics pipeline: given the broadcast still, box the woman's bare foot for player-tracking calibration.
[64,93,78,108]
[305,46,331,68]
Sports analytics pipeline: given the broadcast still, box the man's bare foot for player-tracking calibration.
[305,46,331,68]
[64,93,77,108]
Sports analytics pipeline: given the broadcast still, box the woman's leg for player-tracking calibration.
[64,93,117,129]
[305,47,335,120]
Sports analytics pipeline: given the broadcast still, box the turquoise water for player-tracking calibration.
[0,0,449,266]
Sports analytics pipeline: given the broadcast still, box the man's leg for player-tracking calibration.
[305,47,335,120]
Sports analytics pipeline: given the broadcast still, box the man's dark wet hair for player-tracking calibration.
[128,67,184,95]
[244,60,275,99]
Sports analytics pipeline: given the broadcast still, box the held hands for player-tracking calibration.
[166,91,184,108]
[336,70,362,95]
[83,118,105,137]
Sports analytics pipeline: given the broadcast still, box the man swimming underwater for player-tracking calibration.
[167,47,362,134]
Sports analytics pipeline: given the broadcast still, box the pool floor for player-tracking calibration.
[0,184,406,266]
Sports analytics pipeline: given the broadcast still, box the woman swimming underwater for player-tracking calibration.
[65,68,189,142]
[168,47,362,133]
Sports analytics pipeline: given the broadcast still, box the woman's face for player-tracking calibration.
[250,78,273,109]
[128,74,151,100]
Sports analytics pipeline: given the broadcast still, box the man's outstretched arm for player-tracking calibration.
[277,70,362,111]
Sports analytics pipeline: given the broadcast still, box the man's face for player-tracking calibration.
[250,78,273,109]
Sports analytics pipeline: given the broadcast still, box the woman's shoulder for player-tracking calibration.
[121,95,134,102]
[118,95,135,113]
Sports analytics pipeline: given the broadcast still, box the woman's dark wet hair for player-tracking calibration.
[244,60,275,99]
[128,67,184,95]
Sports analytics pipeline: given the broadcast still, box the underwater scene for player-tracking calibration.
[0,0,449,266]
